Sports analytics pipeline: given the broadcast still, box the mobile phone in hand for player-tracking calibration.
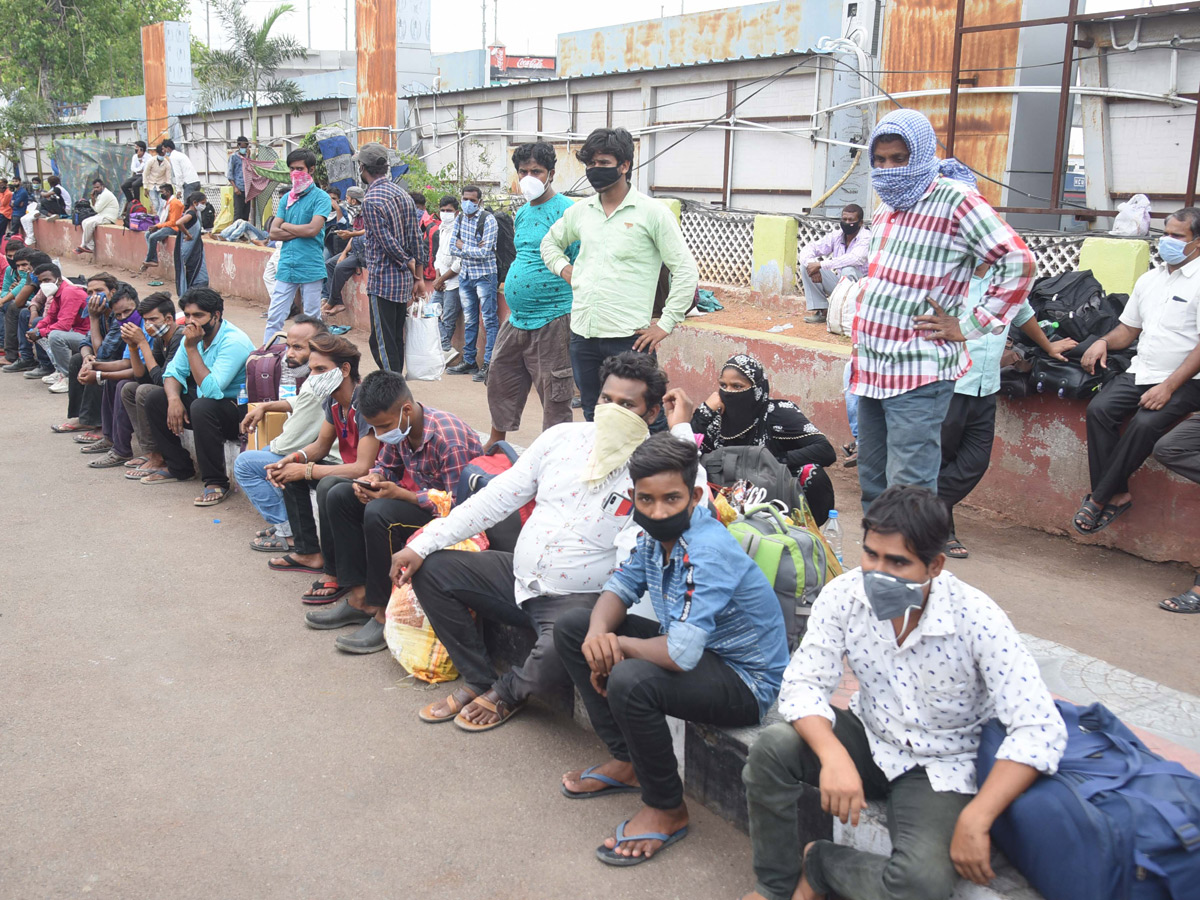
[352,479,381,490]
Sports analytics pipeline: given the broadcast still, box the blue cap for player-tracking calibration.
[828,509,838,518]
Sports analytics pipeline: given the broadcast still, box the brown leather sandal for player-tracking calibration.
[418,686,479,723]
[454,689,525,733]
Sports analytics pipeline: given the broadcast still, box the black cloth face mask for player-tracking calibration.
[586,165,623,191]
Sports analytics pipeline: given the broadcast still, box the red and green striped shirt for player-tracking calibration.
[849,176,1035,399]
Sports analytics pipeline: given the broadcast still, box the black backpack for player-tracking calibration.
[72,199,96,227]
[477,209,516,283]
[1025,270,1125,343]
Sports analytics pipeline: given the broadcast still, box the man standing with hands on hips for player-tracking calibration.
[541,126,698,422]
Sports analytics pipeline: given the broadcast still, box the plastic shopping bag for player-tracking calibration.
[404,301,445,381]
[384,528,488,683]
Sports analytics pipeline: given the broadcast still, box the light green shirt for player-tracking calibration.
[270,380,342,462]
[540,186,698,339]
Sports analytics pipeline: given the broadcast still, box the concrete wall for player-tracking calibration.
[658,321,1200,568]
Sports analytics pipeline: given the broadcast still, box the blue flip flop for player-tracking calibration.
[595,819,689,866]
[561,765,641,800]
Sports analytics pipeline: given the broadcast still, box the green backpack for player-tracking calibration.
[727,502,843,649]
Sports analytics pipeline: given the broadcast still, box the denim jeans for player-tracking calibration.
[145,226,174,263]
[459,272,498,366]
[219,220,268,242]
[856,379,955,512]
[233,449,292,536]
[568,331,668,431]
[265,279,322,344]
[18,308,51,366]
[435,285,462,352]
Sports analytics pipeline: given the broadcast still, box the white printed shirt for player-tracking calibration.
[407,421,696,605]
[779,569,1067,794]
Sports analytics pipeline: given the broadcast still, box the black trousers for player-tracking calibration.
[66,352,102,426]
[1086,372,1200,505]
[283,475,345,561]
[233,191,250,223]
[322,480,432,607]
[937,392,998,536]
[5,299,21,360]
[121,175,143,203]
[324,253,360,305]
[1154,415,1200,486]
[411,550,598,705]
[143,385,243,488]
[554,607,760,810]
[368,295,406,373]
[568,332,668,431]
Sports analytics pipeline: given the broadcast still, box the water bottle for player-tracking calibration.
[280,382,297,401]
[237,383,248,406]
[1037,319,1059,332]
[821,510,843,565]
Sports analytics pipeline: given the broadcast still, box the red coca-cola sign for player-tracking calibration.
[512,56,554,69]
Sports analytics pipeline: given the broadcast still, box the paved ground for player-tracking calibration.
[3,264,1198,898]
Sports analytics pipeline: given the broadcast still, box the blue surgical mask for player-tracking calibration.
[862,570,928,622]
[1159,236,1195,266]
[373,411,410,445]
[462,199,479,215]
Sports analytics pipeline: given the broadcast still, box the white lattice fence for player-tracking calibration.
[794,217,840,289]
[680,207,755,286]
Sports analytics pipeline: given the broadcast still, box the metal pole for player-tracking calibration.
[493,0,497,43]
[482,0,486,52]
[306,0,312,48]
[1188,74,1200,206]
[205,0,211,45]
[945,0,967,157]
[1049,0,1080,213]
[345,0,349,51]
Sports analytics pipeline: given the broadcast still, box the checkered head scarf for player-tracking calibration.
[869,108,942,210]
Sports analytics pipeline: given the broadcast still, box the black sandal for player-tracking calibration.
[1072,496,1103,535]
[945,538,969,559]
[1160,590,1200,614]
[1092,500,1133,534]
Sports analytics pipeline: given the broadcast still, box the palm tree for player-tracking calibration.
[194,0,305,143]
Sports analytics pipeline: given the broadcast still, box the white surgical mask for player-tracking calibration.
[39,282,57,298]
[519,174,546,203]
[373,411,411,445]
[196,203,207,211]
[440,211,456,225]
[305,368,344,398]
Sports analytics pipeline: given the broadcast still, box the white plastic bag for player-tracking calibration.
[405,300,445,381]
[1110,193,1151,236]
[825,277,859,336]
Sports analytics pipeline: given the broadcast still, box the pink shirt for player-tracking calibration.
[37,281,90,336]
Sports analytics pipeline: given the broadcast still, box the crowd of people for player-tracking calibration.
[2,108,1198,899]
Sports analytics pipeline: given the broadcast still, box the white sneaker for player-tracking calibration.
[443,347,460,365]
[49,377,69,394]
[43,371,63,385]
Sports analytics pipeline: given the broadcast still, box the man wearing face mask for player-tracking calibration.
[121,292,184,480]
[430,194,463,359]
[263,149,332,344]
[321,186,366,316]
[302,370,480,654]
[30,262,89,388]
[849,109,1034,514]
[740,485,1065,900]
[1073,207,1200,536]
[74,178,120,256]
[226,136,251,223]
[142,145,174,217]
[390,352,697,733]
[140,287,255,505]
[79,286,146,468]
[541,127,698,423]
[444,183,498,379]
[555,432,788,867]
[484,141,579,447]
[798,204,870,325]
[234,315,331,550]
[161,139,201,198]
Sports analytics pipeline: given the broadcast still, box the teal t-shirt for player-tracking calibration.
[505,193,578,331]
[276,185,333,284]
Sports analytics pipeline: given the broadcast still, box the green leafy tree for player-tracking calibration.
[0,90,51,174]
[0,0,188,105]
[193,0,305,144]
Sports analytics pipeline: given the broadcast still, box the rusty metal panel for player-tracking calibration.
[142,23,167,145]
[881,0,1021,207]
[556,0,842,78]
[356,0,397,144]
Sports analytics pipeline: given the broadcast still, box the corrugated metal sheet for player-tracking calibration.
[556,0,842,79]
[356,0,398,142]
[880,0,1021,208]
[142,23,168,145]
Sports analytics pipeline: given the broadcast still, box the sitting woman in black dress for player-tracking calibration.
[691,353,836,520]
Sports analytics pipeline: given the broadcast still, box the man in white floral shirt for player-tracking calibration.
[740,485,1066,900]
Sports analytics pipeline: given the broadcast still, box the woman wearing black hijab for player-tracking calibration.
[691,354,836,520]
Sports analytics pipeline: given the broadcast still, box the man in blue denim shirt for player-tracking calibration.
[555,432,789,867]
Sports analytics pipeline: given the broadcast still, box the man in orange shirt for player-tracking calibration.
[0,177,12,236]
[138,184,183,274]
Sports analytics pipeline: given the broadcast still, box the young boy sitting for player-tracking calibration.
[554,432,790,866]
[740,484,1067,900]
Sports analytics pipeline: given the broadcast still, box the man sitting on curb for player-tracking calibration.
[1153,414,1200,613]
[798,203,870,325]
[390,352,697,733]
[299,371,481,655]
[121,292,184,480]
[31,262,90,389]
[234,314,330,552]
[555,431,789,866]
[141,287,255,505]
[740,485,1066,900]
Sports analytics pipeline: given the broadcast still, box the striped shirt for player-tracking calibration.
[850,176,1035,399]
[604,505,790,717]
[450,210,499,280]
